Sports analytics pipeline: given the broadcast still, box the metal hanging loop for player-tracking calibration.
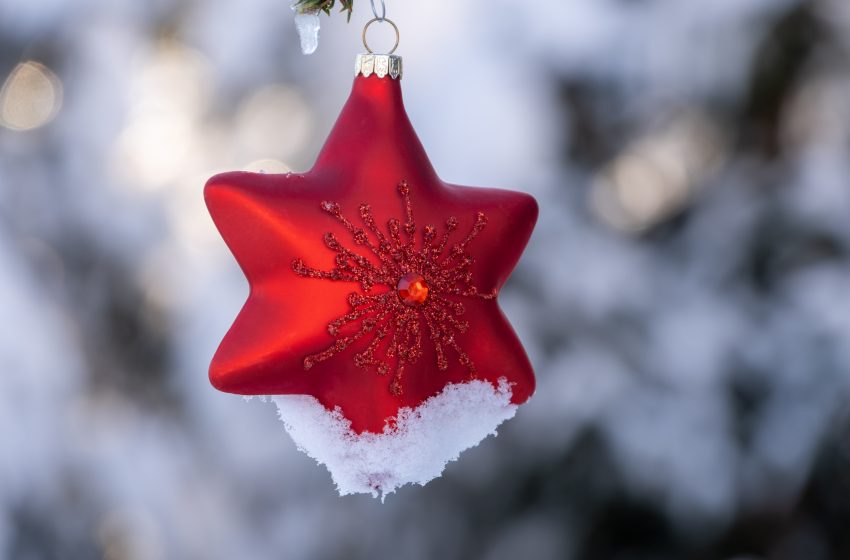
[369,0,386,21]
[362,17,400,54]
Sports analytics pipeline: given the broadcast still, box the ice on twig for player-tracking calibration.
[273,378,517,499]
[293,9,321,55]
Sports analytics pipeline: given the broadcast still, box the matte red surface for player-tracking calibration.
[205,74,538,434]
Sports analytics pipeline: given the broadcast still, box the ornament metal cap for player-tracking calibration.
[355,53,403,80]
[355,17,402,79]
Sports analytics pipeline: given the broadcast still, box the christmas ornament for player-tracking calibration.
[205,10,537,497]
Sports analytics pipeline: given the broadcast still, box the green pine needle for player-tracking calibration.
[294,0,355,21]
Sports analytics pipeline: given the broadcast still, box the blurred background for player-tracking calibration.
[1,0,850,558]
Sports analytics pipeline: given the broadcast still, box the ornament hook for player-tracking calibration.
[362,17,400,55]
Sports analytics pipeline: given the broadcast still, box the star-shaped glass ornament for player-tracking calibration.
[205,52,537,498]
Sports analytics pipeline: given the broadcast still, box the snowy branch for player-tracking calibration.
[294,0,355,21]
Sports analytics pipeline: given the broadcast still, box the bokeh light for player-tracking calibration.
[112,41,212,191]
[0,60,62,131]
[234,85,313,163]
[591,111,725,233]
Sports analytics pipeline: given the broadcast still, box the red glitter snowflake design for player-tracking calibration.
[291,180,496,396]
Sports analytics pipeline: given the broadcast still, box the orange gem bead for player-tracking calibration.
[397,272,429,306]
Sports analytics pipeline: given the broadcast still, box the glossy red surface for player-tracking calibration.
[205,74,538,434]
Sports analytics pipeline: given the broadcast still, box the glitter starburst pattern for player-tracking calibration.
[291,180,496,396]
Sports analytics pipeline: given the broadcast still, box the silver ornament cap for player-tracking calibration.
[355,53,403,80]
[356,16,402,79]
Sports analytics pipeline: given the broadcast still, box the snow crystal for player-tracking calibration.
[293,10,320,55]
[273,379,517,499]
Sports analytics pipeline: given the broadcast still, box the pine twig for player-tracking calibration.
[294,0,355,21]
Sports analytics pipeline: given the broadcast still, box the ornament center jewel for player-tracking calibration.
[397,272,429,306]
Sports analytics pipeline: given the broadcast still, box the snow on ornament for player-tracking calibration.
[204,16,537,498]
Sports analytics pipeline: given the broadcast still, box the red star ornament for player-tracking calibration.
[205,59,537,493]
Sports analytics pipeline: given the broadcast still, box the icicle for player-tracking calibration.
[293,8,321,55]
